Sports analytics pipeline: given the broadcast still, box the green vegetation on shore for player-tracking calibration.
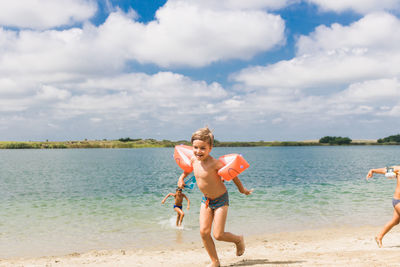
[319,136,352,145]
[0,138,376,149]
[0,134,398,149]
[0,139,176,149]
[377,134,400,144]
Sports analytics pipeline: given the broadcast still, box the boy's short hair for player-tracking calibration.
[176,188,182,192]
[191,127,214,146]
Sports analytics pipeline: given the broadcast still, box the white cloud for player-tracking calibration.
[233,13,400,90]
[331,78,400,103]
[225,12,400,133]
[386,104,400,116]
[307,0,400,14]
[328,78,400,117]
[0,0,287,140]
[0,2,285,76]
[223,76,400,125]
[0,0,97,29]
[296,13,400,55]
[36,85,71,100]
[0,71,230,124]
[0,98,33,112]
[90,118,102,123]
[116,1,286,67]
[1,1,399,141]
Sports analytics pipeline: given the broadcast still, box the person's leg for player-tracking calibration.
[212,205,245,256]
[174,207,184,226]
[376,207,400,247]
[199,204,219,266]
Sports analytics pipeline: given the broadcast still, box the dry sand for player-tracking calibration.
[1,226,400,267]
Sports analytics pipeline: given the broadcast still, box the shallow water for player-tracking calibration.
[0,146,398,258]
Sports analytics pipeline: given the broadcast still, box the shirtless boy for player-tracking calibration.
[162,188,190,226]
[178,127,252,267]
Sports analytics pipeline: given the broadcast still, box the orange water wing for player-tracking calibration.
[174,145,194,173]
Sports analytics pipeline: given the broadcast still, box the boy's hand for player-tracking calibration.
[177,179,185,189]
[241,188,253,195]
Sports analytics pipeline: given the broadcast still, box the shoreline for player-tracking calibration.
[0,139,386,149]
[2,226,400,266]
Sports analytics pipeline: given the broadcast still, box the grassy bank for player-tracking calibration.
[0,139,385,149]
[0,139,180,149]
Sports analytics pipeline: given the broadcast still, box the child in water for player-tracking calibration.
[162,188,190,227]
[178,127,252,267]
[366,165,400,247]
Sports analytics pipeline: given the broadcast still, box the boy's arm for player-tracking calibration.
[183,194,190,210]
[177,172,190,189]
[232,176,253,195]
[161,193,173,204]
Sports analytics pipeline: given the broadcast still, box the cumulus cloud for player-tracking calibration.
[307,0,400,14]
[332,78,400,103]
[233,13,400,90]
[0,0,289,139]
[0,71,231,129]
[55,72,228,116]
[35,85,71,100]
[227,12,400,134]
[0,25,127,78]
[0,0,97,29]
[296,13,400,55]
[117,1,285,67]
[0,2,285,76]
[1,1,398,140]
[326,78,400,116]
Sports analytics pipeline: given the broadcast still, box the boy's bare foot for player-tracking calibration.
[207,261,220,267]
[375,236,383,248]
[236,236,245,256]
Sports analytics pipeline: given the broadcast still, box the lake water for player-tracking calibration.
[0,146,399,258]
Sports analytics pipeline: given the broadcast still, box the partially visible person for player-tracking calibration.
[366,166,400,247]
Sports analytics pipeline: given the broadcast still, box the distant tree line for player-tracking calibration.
[319,136,352,145]
[118,137,142,142]
[4,134,400,149]
[378,134,400,144]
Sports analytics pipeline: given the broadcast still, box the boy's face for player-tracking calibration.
[192,139,212,161]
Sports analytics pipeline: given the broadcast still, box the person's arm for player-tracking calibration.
[183,194,190,210]
[232,176,253,195]
[161,193,173,204]
[177,172,190,188]
[366,167,390,180]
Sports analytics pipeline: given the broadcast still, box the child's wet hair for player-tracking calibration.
[191,127,214,146]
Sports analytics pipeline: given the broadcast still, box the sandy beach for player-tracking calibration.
[1,226,400,267]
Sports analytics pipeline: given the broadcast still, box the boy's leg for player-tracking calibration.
[199,203,219,265]
[174,207,184,226]
[376,207,400,247]
[212,205,245,256]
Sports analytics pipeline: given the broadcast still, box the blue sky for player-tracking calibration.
[0,0,399,141]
